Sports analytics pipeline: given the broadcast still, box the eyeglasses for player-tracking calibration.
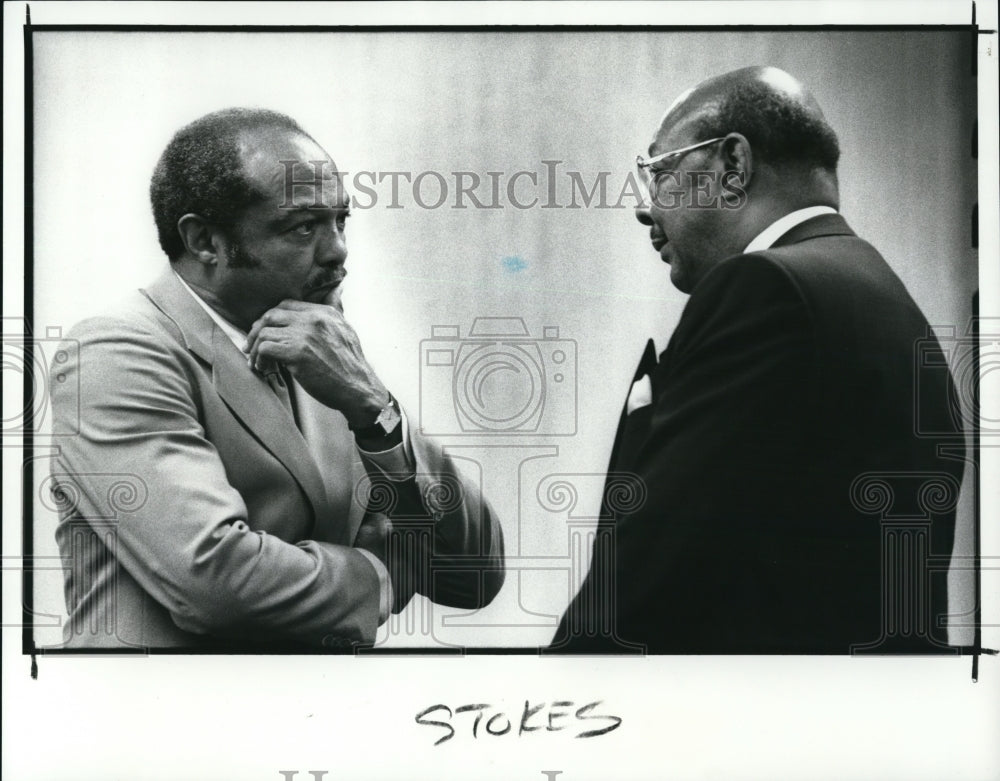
[636,137,727,189]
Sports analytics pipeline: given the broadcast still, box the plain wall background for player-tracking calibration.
[30,30,978,648]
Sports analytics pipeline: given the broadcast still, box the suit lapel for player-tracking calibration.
[141,267,331,522]
[634,338,658,384]
[210,326,332,521]
[607,215,857,496]
[293,387,367,545]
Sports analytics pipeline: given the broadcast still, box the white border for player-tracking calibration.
[4,3,998,780]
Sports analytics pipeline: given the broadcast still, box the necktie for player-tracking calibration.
[260,360,298,427]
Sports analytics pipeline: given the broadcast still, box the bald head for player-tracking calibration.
[637,67,841,294]
[653,66,839,174]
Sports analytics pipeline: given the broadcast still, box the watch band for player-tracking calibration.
[353,393,402,445]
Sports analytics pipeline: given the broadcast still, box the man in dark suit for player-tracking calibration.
[552,66,964,653]
[49,108,504,649]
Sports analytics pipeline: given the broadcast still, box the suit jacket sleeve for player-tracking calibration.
[357,419,506,614]
[51,315,385,647]
[614,254,817,641]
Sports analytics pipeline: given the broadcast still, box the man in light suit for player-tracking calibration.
[551,67,965,653]
[49,108,504,650]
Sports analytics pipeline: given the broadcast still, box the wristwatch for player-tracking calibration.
[353,393,403,449]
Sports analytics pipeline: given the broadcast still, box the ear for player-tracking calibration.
[176,214,224,265]
[720,132,753,187]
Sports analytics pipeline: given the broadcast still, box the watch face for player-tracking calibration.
[376,403,402,434]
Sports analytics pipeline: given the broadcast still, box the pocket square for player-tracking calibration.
[626,374,653,415]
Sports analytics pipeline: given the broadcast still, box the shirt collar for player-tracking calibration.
[173,270,248,355]
[743,206,837,254]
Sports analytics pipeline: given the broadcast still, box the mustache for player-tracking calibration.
[305,266,347,293]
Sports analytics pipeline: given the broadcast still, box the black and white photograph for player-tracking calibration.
[3,1,999,779]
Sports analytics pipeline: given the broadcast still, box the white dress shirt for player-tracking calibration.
[743,205,837,254]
